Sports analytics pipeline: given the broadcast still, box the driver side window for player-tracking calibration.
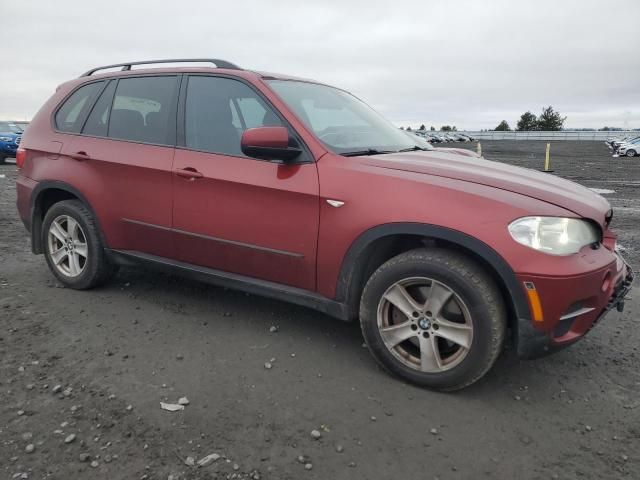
[185,76,283,157]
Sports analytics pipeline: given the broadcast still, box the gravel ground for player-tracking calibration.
[1,143,639,480]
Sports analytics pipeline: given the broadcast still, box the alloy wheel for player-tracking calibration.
[47,215,88,277]
[376,277,473,373]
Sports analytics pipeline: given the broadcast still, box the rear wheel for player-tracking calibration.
[42,200,117,289]
[360,248,506,391]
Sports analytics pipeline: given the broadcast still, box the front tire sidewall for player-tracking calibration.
[361,253,501,390]
[42,202,104,289]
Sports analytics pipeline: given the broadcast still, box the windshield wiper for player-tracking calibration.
[397,145,429,152]
[340,149,395,157]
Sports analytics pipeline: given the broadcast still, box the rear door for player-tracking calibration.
[171,75,319,291]
[62,75,180,257]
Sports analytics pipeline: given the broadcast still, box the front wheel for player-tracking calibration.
[626,149,636,157]
[360,248,506,391]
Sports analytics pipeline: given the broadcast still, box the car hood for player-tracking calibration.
[362,150,611,224]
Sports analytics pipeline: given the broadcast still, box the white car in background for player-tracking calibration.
[616,140,640,157]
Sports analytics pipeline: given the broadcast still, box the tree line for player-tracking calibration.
[495,106,566,131]
[400,125,457,132]
[399,106,567,132]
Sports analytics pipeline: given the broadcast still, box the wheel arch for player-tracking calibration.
[336,223,531,331]
[30,181,105,254]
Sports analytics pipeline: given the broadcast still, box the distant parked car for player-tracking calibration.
[616,139,640,157]
[607,135,640,151]
[0,121,22,164]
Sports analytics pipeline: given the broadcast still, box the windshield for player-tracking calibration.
[0,122,22,133]
[266,80,431,155]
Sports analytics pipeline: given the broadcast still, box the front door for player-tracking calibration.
[172,75,319,291]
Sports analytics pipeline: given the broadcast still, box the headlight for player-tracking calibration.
[0,136,12,142]
[508,217,600,255]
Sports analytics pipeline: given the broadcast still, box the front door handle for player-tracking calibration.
[175,168,203,180]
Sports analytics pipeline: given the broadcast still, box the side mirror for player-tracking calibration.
[241,126,302,162]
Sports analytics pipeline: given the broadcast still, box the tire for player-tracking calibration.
[0,155,6,165]
[626,150,636,157]
[42,200,117,289]
[360,248,506,391]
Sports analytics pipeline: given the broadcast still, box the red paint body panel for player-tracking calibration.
[60,135,176,258]
[172,149,319,290]
[314,153,617,299]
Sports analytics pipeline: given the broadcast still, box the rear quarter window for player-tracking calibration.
[54,82,104,133]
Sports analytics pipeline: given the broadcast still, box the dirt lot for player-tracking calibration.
[1,142,639,480]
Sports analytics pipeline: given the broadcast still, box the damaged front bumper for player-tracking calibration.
[516,254,634,360]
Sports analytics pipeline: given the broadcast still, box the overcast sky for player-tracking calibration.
[1,0,639,130]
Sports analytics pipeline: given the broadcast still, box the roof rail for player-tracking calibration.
[80,59,242,77]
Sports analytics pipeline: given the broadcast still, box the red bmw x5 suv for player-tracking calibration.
[15,59,633,390]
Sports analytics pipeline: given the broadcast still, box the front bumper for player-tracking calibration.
[516,252,634,359]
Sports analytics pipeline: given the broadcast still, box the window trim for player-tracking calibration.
[52,80,106,134]
[51,73,181,148]
[177,73,313,164]
[79,79,116,136]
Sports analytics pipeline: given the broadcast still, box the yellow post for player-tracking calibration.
[544,143,551,171]
[477,141,482,156]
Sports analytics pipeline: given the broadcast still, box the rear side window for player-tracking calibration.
[55,82,104,133]
[83,81,116,137]
[108,76,177,144]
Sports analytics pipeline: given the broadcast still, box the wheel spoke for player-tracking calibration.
[434,319,472,349]
[68,252,82,276]
[50,247,67,266]
[383,284,421,319]
[50,221,67,243]
[379,321,416,348]
[425,282,453,317]
[74,242,88,258]
[66,217,79,241]
[419,335,442,372]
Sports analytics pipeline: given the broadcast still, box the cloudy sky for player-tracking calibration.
[1,0,639,130]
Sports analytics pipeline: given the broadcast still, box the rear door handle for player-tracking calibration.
[69,151,90,161]
[175,168,203,180]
